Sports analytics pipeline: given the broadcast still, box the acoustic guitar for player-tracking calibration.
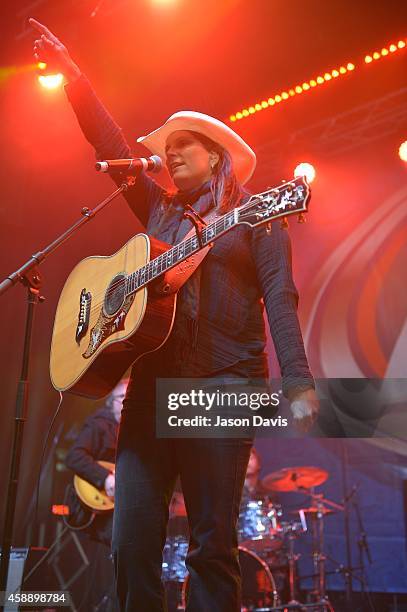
[50,177,310,399]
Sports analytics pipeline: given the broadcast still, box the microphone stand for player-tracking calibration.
[0,177,134,601]
[340,441,354,608]
[353,493,373,609]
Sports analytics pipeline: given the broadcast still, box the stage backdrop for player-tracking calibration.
[0,1,406,594]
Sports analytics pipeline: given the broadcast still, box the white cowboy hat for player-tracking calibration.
[137,111,256,185]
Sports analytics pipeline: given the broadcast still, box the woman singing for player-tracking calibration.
[30,18,318,612]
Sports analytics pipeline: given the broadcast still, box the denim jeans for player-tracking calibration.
[112,401,252,611]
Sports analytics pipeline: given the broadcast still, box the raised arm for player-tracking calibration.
[29,18,163,227]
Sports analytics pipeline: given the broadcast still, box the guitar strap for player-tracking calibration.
[154,207,220,297]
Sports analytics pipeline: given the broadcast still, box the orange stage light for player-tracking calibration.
[229,36,405,122]
[38,73,64,89]
[52,505,69,516]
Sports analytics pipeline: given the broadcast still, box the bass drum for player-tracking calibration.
[181,545,279,610]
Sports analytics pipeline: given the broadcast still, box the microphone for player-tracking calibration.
[95,155,162,174]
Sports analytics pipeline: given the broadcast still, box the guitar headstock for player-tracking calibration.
[237,176,311,228]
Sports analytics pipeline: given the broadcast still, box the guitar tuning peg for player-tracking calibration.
[297,213,306,223]
[280,217,289,229]
[266,222,272,234]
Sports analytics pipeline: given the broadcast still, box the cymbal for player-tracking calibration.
[291,506,335,516]
[262,466,328,492]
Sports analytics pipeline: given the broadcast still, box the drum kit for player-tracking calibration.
[162,466,343,611]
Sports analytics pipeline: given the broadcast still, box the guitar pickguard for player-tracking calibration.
[82,294,135,358]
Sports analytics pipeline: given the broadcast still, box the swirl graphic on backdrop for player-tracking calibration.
[301,185,407,448]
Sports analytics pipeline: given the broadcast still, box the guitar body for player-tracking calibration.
[73,461,115,513]
[50,233,177,399]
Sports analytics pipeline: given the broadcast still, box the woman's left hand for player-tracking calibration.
[290,388,319,433]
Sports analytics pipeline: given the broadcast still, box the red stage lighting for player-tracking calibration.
[294,162,316,183]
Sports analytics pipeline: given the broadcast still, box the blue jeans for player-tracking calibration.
[112,402,252,611]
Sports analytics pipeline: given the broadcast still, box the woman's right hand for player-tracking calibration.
[29,18,81,82]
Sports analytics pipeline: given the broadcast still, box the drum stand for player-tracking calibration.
[306,497,333,612]
[286,525,301,607]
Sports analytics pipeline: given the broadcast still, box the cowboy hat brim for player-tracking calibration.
[137,111,256,185]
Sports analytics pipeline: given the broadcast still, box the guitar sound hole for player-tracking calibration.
[104,274,126,316]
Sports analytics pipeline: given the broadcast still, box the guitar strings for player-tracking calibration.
[55,200,301,328]
[61,182,299,315]
[55,187,305,327]
[56,211,238,324]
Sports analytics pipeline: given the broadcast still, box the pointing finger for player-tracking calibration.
[29,18,59,44]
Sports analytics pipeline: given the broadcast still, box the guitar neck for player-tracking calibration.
[125,176,310,296]
[125,209,238,296]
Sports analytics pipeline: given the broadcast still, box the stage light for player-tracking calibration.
[52,504,69,516]
[38,73,64,89]
[236,112,243,119]
[399,141,407,162]
[229,35,405,123]
[37,61,47,70]
[294,162,316,183]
